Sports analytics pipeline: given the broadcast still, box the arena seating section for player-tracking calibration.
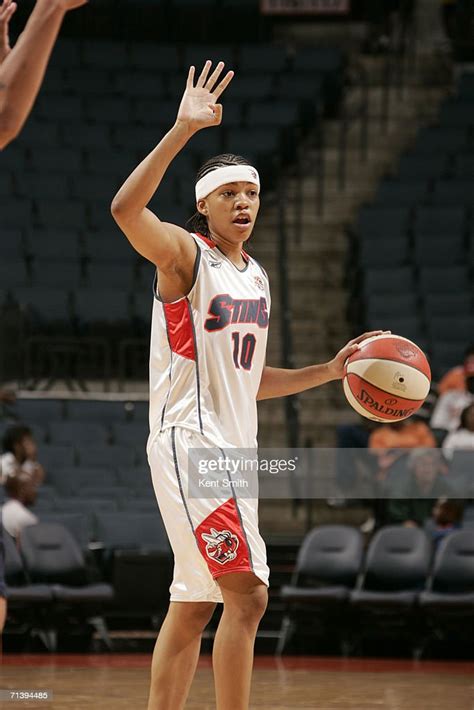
[0,39,343,381]
[277,523,474,654]
[349,71,474,380]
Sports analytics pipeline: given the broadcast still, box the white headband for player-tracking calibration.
[195,165,260,202]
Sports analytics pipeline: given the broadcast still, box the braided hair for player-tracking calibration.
[187,153,251,238]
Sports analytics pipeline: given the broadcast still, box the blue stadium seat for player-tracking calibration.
[49,39,81,69]
[373,180,429,207]
[247,101,300,127]
[39,444,75,470]
[86,262,137,289]
[433,180,474,207]
[67,400,130,423]
[457,73,474,98]
[19,119,60,147]
[397,155,448,180]
[84,149,137,177]
[358,237,410,267]
[31,260,83,289]
[0,229,24,260]
[48,466,117,494]
[83,231,137,264]
[82,39,129,70]
[414,207,465,237]
[95,512,169,553]
[223,128,280,160]
[40,512,92,549]
[366,316,423,342]
[452,153,474,178]
[0,260,30,287]
[20,174,69,200]
[418,266,469,294]
[84,97,132,124]
[34,96,83,122]
[56,497,119,513]
[354,207,410,239]
[35,201,87,230]
[423,293,471,318]
[73,288,133,324]
[239,45,288,73]
[49,421,110,446]
[14,399,65,423]
[428,316,474,343]
[365,293,419,319]
[129,44,179,71]
[115,72,167,98]
[111,421,148,448]
[13,286,72,324]
[133,98,177,126]
[182,45,234,71]
[430,341,466,373]
[364,266,414,294]
[63,123,112,150]
[293,47,342,74]
[65,68,117,96]
[230,75,274,100]
[276,73,323,101]
[1,145,26,172]
[77,444,136,469]
[25,230,81,261]
[438,100,474,127]
[117,466,151,488]
[413,236,465,266]
[411,127,468,155]
[30,148,83,174]
[0,199,33,228]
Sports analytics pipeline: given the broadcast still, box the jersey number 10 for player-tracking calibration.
[231,332,257,371]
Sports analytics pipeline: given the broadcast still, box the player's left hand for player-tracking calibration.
[0,0,17,64]
[326,330,391,381]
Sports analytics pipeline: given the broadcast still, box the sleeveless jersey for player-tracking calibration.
[148,233,271,449]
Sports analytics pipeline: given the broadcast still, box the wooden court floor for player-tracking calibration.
[1,655,473,709]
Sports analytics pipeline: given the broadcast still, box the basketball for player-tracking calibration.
[343,335,432,423]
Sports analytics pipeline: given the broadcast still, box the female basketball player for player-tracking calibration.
[112,61,385,710]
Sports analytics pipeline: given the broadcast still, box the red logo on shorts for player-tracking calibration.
[201,528,239,565]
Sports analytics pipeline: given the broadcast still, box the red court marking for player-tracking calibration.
[2,655,473,675]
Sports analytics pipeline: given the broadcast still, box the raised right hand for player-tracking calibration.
[176,60,234,134]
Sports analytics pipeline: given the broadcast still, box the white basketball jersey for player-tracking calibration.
[148,233,271,449]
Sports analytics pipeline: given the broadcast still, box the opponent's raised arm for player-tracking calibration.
[0,0,88,149]
[111,61,233,275]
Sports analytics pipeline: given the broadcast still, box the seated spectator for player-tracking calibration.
[438,345,474,395]
[1,472,39,539]
[431,356,474,432]
[442,403,474,459]
[428,497,464,549]
[386,449,453,527]
[0,389,16,405]
[0,425,45,486]
[368,415,436,483]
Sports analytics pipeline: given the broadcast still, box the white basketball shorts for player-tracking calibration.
[147,426,270,603]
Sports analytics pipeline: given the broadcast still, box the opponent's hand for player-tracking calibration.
[0,0,17,64]
[176,60,234,134]
[326,330,391,381]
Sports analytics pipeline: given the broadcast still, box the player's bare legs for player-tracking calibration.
[213,572,268,710]
[147,601,216,710]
